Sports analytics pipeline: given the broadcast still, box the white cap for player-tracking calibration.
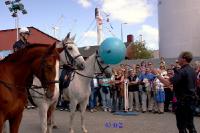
[19,27,30,34]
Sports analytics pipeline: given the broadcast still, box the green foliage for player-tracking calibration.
[129,41,153,59]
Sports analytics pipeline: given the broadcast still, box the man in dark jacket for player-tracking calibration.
[152,51,197,133]
[13,27,30,52]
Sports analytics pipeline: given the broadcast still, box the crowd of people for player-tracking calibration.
[58,57,200,116]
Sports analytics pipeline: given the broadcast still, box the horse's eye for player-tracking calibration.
[67,47,73,50]
[46,65,53,71]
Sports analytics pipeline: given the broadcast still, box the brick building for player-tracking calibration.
[0,26,60,51]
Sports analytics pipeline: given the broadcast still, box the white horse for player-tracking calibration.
[29,33,85,133]
[63,51,110,133]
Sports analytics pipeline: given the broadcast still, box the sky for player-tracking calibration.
[0,0,159,49]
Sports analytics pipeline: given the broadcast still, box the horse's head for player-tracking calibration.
[57,32,85,70]
[31,43,63,98]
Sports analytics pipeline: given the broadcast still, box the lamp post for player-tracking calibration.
[121,22,127,42]
[5,0,27,41]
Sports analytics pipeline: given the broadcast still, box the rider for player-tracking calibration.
[13,27,35,109]
[13,27,30,52]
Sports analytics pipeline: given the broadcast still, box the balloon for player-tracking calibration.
[99,37,126,64]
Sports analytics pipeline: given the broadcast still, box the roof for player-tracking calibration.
[0,26,60,51]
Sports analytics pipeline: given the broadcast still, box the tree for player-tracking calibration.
[126,41,153,59]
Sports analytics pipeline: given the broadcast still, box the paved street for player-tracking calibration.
[17,109,200,133]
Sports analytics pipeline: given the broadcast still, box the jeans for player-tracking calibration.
[89,87,99,109]
[111,90,118,111]
[100,87,111,109]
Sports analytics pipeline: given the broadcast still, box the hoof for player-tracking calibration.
[83,128,88,133]
[69,128,74,133]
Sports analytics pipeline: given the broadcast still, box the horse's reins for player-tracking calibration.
[73,51,110,79]
[0,79,26,90]
[95,54,110,74]
[0,78,45,98]
[29,84,52,99]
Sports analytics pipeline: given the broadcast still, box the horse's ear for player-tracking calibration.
[63,32,71,43]
[66,32,71,39]
[71,34,76,41]
[51,42,56,49]
[46,43,56,55]
[56,48,64,53]
[53,42,57,46]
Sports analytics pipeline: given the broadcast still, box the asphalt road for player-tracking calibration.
[17,109,200,133]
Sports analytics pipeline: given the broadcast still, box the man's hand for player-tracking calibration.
[151,68,161,75]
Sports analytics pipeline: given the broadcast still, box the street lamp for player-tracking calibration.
[5,0,28,41]
[121,22,127,42]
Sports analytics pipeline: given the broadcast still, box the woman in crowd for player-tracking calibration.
[112,68,124,112]
[153,75,165,114]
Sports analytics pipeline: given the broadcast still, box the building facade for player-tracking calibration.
[158,0,200,58]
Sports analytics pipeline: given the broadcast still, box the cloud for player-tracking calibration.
[78,31,97,47]
[77,0,91,8]
[83,31,97,38]
[101,0,152,24]
[137,25,158,50]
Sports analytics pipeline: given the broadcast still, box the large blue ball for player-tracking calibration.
[99,37,126,64]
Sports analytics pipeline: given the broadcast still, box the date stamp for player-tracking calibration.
[104,121,123,128]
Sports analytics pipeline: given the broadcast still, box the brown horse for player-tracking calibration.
[0,43,64,133]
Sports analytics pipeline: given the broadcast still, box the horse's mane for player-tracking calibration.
[1,44,50,63]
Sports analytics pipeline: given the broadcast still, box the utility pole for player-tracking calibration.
[140,34,143,42]
[121,22,127,42]
[95,8,103,45]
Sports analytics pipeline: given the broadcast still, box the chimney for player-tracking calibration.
[127,34,134,43]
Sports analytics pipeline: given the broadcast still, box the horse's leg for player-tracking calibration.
[2,121,8,133]
[52,101,58,129]
[9,112,23,133]
[47,103,56,133]
[80,99,88,133]
[0,115,4,133]
[69,100,78,133]
[38,104,48,133]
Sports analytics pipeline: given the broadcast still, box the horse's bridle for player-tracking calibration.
[62,40,82,69]
[95,51,110,74]
[75,51,110,79]
[38,56,59,98]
